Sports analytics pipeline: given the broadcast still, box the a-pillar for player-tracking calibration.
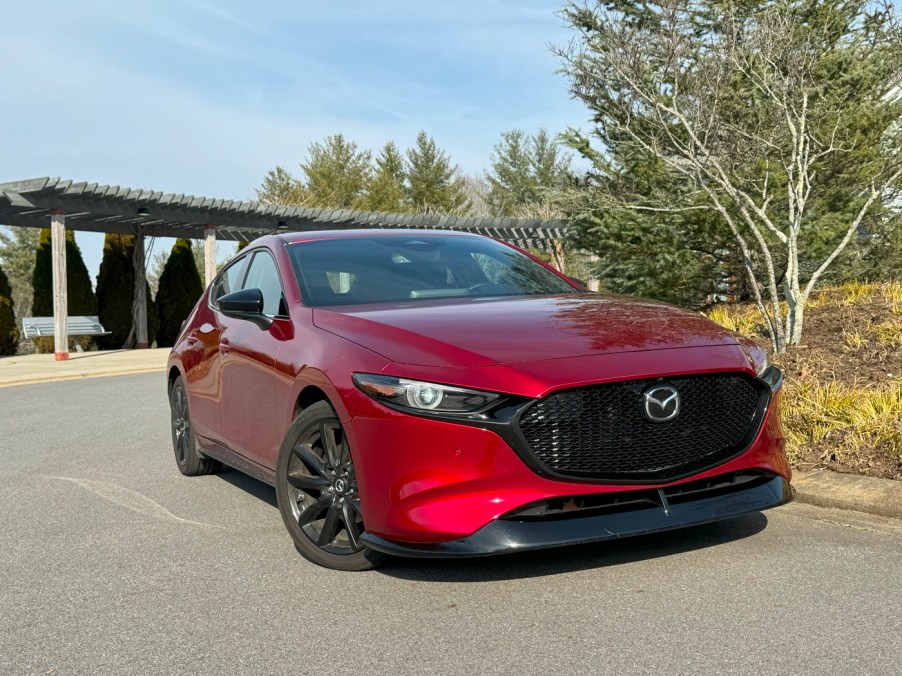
[204,225,217,287]
[50,209,69,361]
[133,227,148,349]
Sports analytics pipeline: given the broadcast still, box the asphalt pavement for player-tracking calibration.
[1,373,900,675]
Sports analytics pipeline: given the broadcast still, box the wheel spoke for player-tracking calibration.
[292,443,329,478]
[286,472,329,491]
[345,496,362,516]
[177,432,187,462]
[297,494,331,526]
[317,506,341,546]
[339,440,351,467]
[320,423,341,468]
[341,500,362,550]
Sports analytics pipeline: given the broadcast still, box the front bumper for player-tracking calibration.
[345,366,789,544]
[361,473,792,558]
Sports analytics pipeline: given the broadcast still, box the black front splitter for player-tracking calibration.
[360,475,793,558]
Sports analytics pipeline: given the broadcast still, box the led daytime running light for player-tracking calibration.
[353,374,500,413]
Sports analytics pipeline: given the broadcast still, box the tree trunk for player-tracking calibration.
[788,301,804,346]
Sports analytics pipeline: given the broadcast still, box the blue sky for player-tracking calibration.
[0,1,587,280]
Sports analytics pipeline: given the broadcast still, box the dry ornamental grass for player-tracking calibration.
[706,281,902,480]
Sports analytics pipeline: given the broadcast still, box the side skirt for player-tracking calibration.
[196,435,276,486]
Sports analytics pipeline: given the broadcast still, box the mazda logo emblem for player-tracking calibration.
[641,385,680,423]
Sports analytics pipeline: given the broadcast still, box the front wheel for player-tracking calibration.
[275,401,384,571]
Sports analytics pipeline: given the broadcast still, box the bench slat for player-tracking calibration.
[22,316,112,340]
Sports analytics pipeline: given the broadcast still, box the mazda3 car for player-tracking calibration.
[167,230,792,570]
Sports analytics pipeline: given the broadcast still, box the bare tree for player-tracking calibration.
[557,0,902,351]
[459,172,491,217]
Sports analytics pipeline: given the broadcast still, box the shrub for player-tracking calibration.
[155,238,203,347]
[0,263,18,355]
[31,228,97,316]
[96,234,158,348]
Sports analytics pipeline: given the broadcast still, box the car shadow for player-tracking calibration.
[378,513,768,582]
[212,469,769,582]
[216,469,278,508]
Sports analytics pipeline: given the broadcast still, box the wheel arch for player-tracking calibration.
[294,384,334,417]
[167,364,184,394]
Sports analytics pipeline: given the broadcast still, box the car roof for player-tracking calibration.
[275,229,484,246]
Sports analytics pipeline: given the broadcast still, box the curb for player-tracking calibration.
[0,367,165,389]
[792,469,902,520]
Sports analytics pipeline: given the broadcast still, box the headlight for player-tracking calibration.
[353,374,500,413]
[735,336,769,376]
[755,352,769,376]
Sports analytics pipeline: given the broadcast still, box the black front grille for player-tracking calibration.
[517,373,764,482]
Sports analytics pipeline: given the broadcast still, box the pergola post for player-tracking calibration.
[50,209,68,361]
[550,240,566,274]
[587,254,600,292]
[204,225,217,287]
[133,227,148,349]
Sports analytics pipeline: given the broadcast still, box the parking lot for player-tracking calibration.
[1,372,900,675]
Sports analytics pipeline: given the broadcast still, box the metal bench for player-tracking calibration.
[22,316,111,351]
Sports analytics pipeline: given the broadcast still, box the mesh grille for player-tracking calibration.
[517,374,763,481]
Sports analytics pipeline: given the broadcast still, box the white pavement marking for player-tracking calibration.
[48,476,227,530]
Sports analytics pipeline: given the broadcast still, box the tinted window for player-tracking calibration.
[243,251,286,316]
[289,235,576,306]
[212,255,249,305]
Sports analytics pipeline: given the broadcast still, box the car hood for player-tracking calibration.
[312,294,741,368]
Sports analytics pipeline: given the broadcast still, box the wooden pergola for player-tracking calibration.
[0,177,569,361]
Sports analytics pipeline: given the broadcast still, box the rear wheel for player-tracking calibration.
[275,401,384,571]
[169,376,222,476]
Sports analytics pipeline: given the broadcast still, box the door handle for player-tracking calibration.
[186,335,199,345]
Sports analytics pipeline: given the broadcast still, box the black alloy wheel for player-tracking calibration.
[169,376,222,476]
[275,401,384,571]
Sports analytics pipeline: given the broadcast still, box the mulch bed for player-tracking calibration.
[769,298,902,481]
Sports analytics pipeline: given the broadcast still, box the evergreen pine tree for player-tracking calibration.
[31,228,97,316]
[486,128,571,217]
[257,166,306,206]
[0,262,18,355]
[155,238,204,347]
[300,134,372,209]
[96,233,158,349]
[365,142,408,213]
[404,131,469,214]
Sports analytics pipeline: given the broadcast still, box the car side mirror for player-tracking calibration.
[218,288,271,329]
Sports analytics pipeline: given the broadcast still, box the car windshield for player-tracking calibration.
[288,235,577,307]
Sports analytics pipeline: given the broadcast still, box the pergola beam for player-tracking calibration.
[0,177,578,360]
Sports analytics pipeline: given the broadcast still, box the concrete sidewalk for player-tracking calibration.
[0,349,169,387]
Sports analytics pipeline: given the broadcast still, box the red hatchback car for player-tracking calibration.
[167,230,791,570]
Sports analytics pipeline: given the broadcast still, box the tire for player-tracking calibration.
[275,401,384,571]
[169,376,222,477]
